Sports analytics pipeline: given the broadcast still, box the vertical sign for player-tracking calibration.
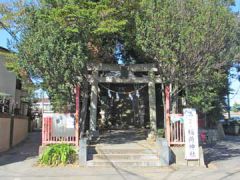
[184,108,199,160]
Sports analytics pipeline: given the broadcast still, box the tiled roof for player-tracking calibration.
[0,46,10,52]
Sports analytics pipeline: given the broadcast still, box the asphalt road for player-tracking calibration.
[0,132,239,180]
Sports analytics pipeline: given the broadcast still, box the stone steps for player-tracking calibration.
[87,145,161,167]
[92,154,159,160]
[87,159,161,167]
[88,148,158,155]
[86,129,162,167]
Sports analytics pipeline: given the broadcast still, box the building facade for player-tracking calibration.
[0,46,28,116]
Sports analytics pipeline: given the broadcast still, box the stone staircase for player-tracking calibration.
[87,138,161,167]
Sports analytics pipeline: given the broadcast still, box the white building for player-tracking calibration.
[0,47,28,115]
[32,98,53,114]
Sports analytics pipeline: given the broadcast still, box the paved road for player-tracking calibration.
[0,132,239,180]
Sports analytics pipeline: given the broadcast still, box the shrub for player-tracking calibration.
[39,144,77,166]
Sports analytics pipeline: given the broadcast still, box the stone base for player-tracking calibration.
[170,146,205,167]
[79,138,88,166]
[147,131,157,142]
[156,138,170,166]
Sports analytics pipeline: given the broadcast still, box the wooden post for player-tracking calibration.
[75,85,80,146]
[165,85,171,145]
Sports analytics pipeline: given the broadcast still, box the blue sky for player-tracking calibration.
[229,0,240,106]
[0,0,240,105]
[231,0,240,12]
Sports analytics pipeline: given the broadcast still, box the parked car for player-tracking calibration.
[221,116,240,135]
[229,117,240,124]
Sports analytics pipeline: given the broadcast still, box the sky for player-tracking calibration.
[0,0,240,105]
[229,1,240,106]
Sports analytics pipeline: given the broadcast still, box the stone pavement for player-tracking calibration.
[0,132,239,180]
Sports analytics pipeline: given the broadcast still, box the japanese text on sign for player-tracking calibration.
[184,108,199,160]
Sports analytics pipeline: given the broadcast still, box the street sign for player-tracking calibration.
[184,108,199,160]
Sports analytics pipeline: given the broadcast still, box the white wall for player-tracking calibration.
[0,60,16,99]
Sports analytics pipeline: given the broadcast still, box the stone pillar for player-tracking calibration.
[148,72,157,140]
[156,138,170,166]
[90,71,99,137]
[79,138,87,166]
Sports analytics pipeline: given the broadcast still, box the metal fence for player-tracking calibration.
[42,114,77,146]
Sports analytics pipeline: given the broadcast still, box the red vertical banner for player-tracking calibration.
[165,85,170,145]
[75,85,80,146]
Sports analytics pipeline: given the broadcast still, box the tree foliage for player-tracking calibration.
[135,0,239,118]
[0,0,136,111]
[1,0,239,120]
[232,102,240,112]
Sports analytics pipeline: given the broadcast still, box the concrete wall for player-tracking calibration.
[0,116,28,153]
[0,118,10,152]
[12,117,28,146]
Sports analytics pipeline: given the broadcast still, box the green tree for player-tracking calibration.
[232,102,240,112]
[135,0,239,120]
[0,0,133,111]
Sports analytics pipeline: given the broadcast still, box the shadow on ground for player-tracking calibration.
[203,135,240,165]
[0,132,41,166]
[92,129,148,144]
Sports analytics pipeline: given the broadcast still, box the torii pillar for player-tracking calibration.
[89,70,99,137]
[148,71,157,140]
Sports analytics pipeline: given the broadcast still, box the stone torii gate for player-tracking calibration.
[87,63,162,139]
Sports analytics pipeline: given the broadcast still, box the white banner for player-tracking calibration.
[184,108,199,160]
